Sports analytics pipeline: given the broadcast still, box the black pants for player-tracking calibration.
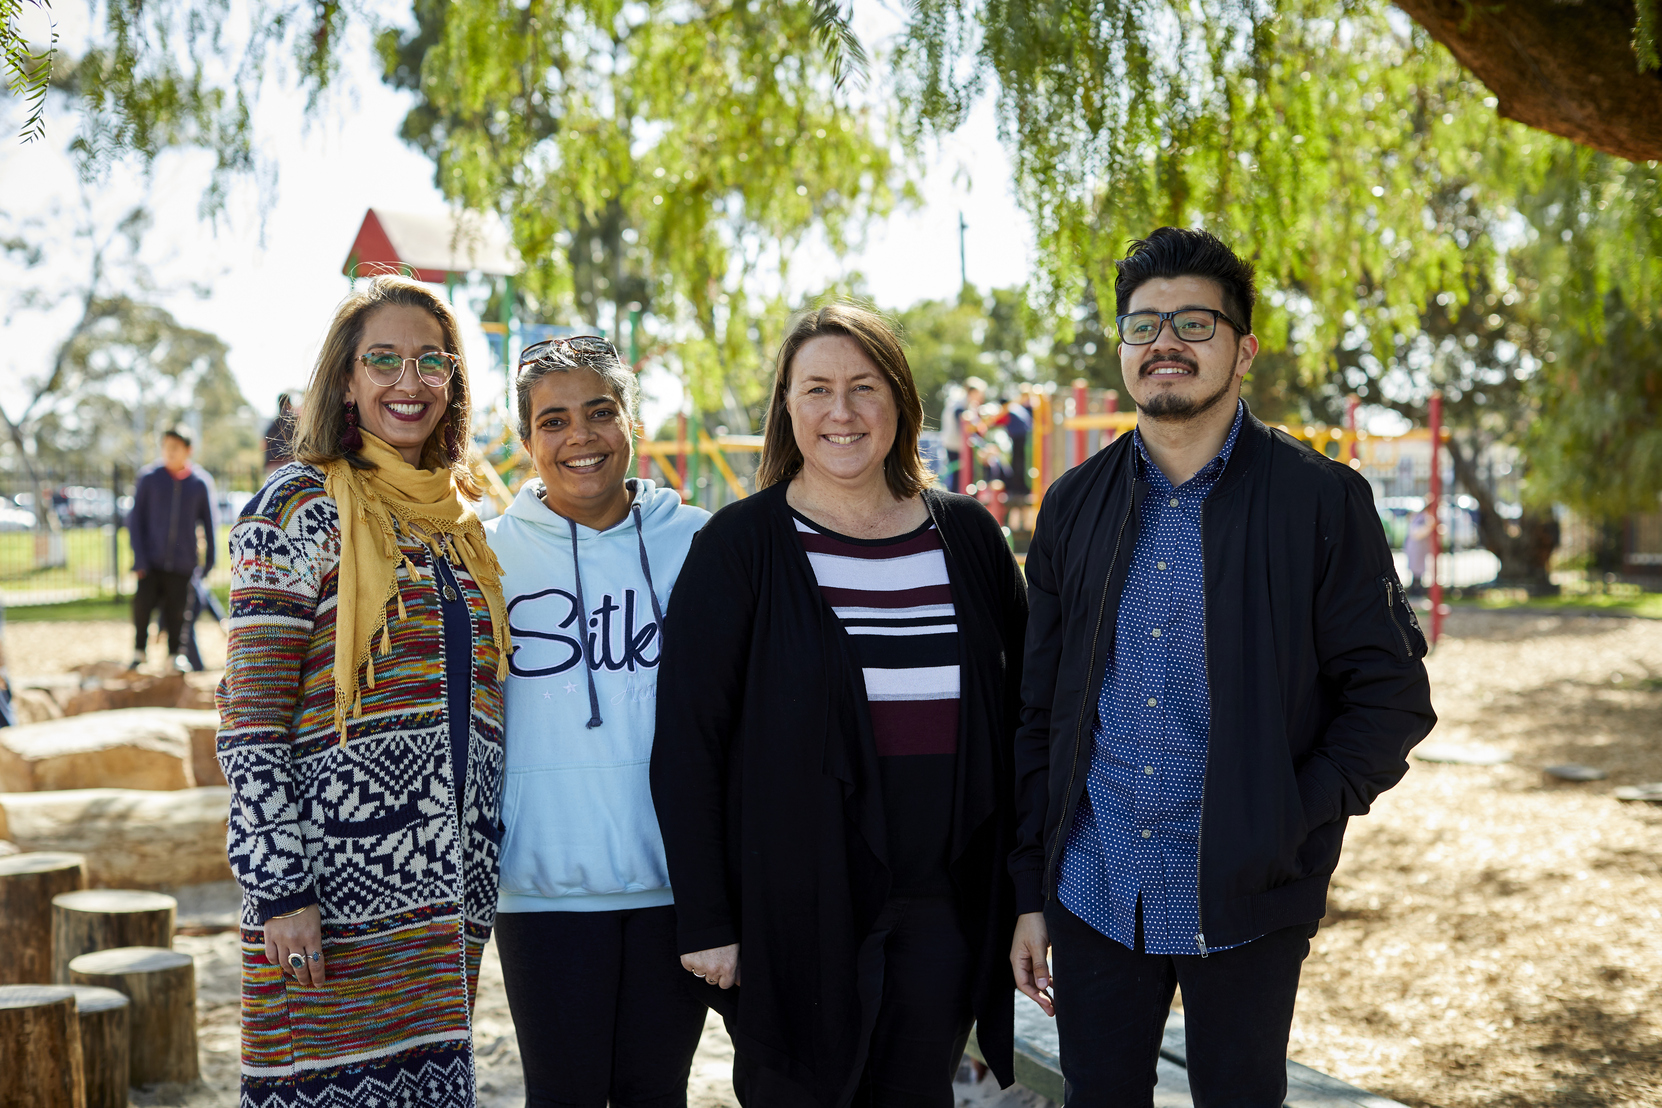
[494,905,707,1108]
[1044,899,1313,1108]
[732,896,973,1108]
[132,569,192,655]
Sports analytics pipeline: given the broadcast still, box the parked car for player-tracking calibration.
[0,495,35,531]
[58,486,117,527]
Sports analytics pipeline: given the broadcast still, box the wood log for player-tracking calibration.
[67,986,130,1108]
[68,946,198,1085]
[0,985,87,1108]
[52,889,177,983]
[0,852,88,984]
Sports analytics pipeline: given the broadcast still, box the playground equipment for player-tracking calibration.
[996,380,1449,509]
[987,380,1451,643]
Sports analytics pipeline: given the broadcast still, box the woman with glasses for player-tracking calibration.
[485,336,712,1108]
[215,274,510,1108]
[651,303,1029,1107]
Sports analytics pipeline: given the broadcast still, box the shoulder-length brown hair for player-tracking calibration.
[291,274,483,500]
[758,302,930,500]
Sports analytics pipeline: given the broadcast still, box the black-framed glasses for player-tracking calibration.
[360,351,459,388]
[1115,308,1248,346]
[518,335,619,373]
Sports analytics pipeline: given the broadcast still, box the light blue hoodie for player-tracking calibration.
[485,478,709,913]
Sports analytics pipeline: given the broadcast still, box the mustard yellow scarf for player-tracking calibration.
[321,433,510,742]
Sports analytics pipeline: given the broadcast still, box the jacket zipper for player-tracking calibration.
[1194,499,1209,959]
[164,477,183,573]
[1383,578,1412,659]
[1044,482,1136,893]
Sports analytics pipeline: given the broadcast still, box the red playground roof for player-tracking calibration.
[343,208,521,281]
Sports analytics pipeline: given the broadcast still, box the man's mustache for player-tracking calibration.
[1138,354,1201,377]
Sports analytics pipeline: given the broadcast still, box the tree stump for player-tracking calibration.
[68,986,130,1108]
[68,947,197,1085]
[0,852,88,984]
[52,889,177,983]
[0,984,87,1107]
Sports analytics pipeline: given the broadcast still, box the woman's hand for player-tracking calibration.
[681,943,740,989]
[264,904,327,987]
[1010,912,1054,1017]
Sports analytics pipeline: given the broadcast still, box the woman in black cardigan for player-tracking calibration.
[651,303,1027,1108]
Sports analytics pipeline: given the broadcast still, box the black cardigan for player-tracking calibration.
[652,482,1027,1104]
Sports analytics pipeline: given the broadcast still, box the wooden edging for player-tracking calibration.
[966,999,1409,1108]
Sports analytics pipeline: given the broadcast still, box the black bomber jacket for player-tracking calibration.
[1011,405,1436,948]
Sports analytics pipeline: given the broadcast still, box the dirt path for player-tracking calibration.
[39,611,1662,1106]
[5,617,227,678]
[1290,611,1662,1106]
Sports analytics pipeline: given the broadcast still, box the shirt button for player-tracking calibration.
[1157,561,1167,570]
[1147,697,1158,707]
[1141,829,1153,839]
[1144,765,1155,775]
[1169,497,1180,507]
[1150,628,1161,637]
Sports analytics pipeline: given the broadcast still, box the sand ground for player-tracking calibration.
[15,610,1660,1107]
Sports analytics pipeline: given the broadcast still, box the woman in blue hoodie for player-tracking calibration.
[485,337,711,1108]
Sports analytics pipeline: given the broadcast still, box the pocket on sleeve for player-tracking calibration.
[1379,574,1428,662]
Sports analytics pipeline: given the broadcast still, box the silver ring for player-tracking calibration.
[288,952,305,972]
[309,951,321,962]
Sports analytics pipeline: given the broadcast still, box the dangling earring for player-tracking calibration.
[340,399,363,451]
[443,422,461,464]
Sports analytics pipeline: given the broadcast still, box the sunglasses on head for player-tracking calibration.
[517,335,619,373]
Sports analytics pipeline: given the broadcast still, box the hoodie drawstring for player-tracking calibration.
[631,504,667,632]
[567,516,605,729]
[564,495,668,731]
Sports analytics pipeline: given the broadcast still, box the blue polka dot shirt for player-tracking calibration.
[1057,401,1260,957]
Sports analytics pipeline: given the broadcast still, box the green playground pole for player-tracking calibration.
[687,410,702,508]
[502,275,515,419]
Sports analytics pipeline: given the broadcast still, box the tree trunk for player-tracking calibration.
[0,852,89,984]
[0,985,87,1107]
[52,890,177,983]
[1447,436,1560,595]
[67,946,198,1086]
[68,985,130,1108]
[1391,0,1662,161]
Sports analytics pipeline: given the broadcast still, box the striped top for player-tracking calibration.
[794,510,959,894]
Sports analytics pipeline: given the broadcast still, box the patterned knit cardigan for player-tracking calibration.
[215,464,506,1108]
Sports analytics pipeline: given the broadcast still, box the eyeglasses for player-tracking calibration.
[360,351,459,388]
[518,335,620,373]
[1115,308,1248,346]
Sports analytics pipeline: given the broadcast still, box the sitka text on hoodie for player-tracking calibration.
[485,478,710,912]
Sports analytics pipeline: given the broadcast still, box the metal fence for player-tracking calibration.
[0,464,265,608]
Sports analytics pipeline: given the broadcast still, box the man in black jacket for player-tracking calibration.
[1009,228,1435,1106]
[129,426,217,671]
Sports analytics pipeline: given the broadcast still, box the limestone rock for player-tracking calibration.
[10,687,65,725]
[62,672,190,717]
[0,787,233,888]
[0,708,219,792]
[178,673,219,711]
